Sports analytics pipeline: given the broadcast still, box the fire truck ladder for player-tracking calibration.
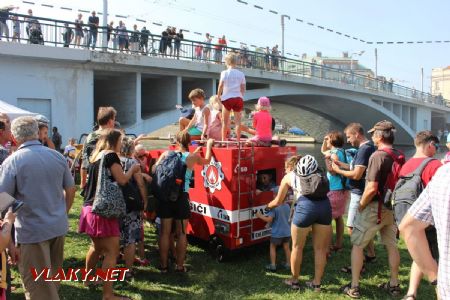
[235,142,255,239]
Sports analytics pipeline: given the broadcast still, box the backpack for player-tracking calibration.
[121,157,144,212]
[298,170,330,200]
[151,151,186,202]
[376,148,405,223]
[391,158,435,226]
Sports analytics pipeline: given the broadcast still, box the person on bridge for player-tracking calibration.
[217,53,246,142]
[88,11,99,50]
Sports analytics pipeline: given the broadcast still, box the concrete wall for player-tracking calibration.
[181,78,215,106]
[0,57,93,142]
[94,73,136,126]
[141,76,180,118]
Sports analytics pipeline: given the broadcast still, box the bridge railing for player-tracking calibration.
[1,12,447,107]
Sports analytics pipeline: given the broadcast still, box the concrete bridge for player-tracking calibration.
[0,42,449,144]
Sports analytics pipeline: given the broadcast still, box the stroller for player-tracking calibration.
[28,21,44,45]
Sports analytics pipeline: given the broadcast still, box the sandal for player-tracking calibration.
[340,265,366,274]
[175,266,189,273]
[305,281,321,292]
[341,283,361,299]
[378,281,401,297]
[284,278,301,290]
[158,266,168,274]
[265,264,277,272]
[402,295,416,300]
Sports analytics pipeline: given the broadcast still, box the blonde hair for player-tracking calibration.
[255,104,271,111]
[90,129,122,163]
[209,95,222,111]
[285,155,302,171]
[224,53,237,66]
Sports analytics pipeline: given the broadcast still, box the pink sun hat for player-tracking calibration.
[257,96,271,107]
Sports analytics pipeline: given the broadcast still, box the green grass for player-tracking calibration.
[11,193,436,300]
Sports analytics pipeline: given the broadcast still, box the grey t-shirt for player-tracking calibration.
[0,140,75,244]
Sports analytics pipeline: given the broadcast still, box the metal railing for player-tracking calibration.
[0,12,447,107]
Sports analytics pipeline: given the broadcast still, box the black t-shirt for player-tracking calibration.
[83,152,121,206]
[349,141,376,195]
[88,16,99,31]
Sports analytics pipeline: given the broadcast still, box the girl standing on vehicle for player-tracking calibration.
[217,53,246,142]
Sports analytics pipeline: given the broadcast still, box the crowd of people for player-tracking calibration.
[0,47,449,300]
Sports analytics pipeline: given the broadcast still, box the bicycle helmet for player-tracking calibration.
[296,154,318,176]
[34,114,49,125]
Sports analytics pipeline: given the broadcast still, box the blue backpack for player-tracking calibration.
[152,151,186,202]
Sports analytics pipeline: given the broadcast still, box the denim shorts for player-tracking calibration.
[346,193,361,227]
[292,196,332,228]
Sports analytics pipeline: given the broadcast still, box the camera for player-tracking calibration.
[0,192,24,215]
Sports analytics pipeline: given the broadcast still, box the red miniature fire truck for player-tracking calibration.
[150,143,296,261]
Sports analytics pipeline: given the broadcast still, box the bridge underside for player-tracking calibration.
[248,95,415,145]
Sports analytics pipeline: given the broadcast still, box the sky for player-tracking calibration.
[3,0,450,92]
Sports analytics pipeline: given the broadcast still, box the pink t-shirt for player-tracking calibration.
[253,110,272,141]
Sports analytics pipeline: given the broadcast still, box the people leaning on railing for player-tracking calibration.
[1,12,447,105]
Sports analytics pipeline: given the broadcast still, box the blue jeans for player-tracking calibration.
[89,31,98,49]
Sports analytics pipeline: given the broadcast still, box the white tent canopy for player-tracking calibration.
[0,100,37,120]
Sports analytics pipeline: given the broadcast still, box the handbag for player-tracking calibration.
[92,152,126,218]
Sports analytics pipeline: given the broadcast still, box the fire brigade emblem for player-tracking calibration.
[201,157,224,193]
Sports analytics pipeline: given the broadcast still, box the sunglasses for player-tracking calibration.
[137,154,146,159]
[431,142,439,150]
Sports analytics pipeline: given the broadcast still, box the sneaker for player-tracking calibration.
[265,264,276,272]
[283,263,290,270]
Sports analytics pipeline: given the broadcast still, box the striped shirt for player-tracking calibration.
[409,163,450,299]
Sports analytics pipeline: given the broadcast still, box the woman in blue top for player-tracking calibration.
[153,132,214,272]
[321,130,349,252]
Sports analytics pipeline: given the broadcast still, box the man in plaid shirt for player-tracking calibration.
[400,163,450,299]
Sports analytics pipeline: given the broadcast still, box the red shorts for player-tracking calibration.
[222,97,244,112]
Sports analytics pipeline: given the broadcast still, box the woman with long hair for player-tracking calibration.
[152,132,214,272]
[79,129,140,300]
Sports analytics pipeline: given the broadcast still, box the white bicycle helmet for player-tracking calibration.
[296,154,318,176]
[34,114,49,125]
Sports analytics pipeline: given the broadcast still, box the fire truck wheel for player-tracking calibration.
[209,236,227,262]
[215,244,226,263]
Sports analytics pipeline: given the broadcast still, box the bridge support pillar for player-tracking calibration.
[135,72,142,126]
[416,107,432,131]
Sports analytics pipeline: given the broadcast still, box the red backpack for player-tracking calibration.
[376,147,405,224]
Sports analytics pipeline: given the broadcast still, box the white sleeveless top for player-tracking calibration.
[194,104,209,131]
[290,172,303,200]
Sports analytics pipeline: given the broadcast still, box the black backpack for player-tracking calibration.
[151,151,186,202]
[391,158,435,226]
[121,157,143,212]
[298,170,330,200]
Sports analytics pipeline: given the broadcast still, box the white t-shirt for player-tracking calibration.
[220,68,246,101]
